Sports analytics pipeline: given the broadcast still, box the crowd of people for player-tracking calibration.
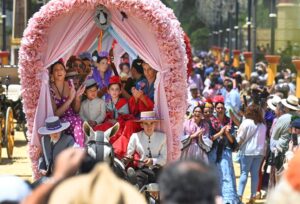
[3,49,300,204]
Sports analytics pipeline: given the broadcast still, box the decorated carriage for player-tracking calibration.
[19,0,189,180]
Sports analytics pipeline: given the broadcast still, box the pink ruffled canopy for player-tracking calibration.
[19,0,187,179]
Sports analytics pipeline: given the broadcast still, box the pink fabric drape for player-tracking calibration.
[65,25,101,61]
[110,10,174,160]
[31,71,54,146]
[32,9,97,147]
[43,9,95,67]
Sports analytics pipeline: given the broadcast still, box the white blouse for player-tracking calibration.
[127,131,167,166]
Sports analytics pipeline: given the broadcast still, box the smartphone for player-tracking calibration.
[136,81,145,91]
[292,134,298,146]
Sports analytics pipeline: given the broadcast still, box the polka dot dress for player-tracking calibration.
[51,88,85,147]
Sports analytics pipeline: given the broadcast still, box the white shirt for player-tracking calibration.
[80,97,106,124]
[236,119,267,156]
[127,131,167,166]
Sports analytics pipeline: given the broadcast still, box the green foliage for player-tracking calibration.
[190,27,210,50]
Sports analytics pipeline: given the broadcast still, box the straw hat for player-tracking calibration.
[136,111,161,122]
[267,95,282,111]
[38,116,70,135]
[281,95,300,111]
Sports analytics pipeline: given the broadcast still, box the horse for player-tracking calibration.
[81,121,127,180]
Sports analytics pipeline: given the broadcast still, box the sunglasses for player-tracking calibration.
[73,63,83,69]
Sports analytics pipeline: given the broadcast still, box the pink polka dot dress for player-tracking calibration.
[50,88,85,147]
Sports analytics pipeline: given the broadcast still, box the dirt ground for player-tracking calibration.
[0,130,266,203]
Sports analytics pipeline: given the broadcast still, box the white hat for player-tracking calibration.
[267,95,282,111]
[38,116,70,135]
[281,95,300,111]
[0,175,32,202]
[136,111,162,122]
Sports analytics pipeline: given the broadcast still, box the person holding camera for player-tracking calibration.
[128,62,155,117]
[284,118,300,165]
[270,95,300,170]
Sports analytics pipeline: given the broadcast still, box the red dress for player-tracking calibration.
[112,95,154,159]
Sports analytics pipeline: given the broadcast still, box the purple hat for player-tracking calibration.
[79,52,92,61]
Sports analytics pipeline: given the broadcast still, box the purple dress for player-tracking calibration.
[92,67,112,101]
[50,87,84,147]
[181,118,211,163]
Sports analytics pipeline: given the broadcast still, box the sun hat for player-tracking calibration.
[135,111,162,122]
[0,175,32,203]
[281,95,300,111]
[38,116,70,135]
[267,95,282,111]
[84,78,98,90]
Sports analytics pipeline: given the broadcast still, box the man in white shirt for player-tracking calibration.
[126,111,167,188]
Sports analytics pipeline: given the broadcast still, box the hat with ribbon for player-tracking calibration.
[136,111,162,122]
[38,116,70,135]
[281,95,300,111]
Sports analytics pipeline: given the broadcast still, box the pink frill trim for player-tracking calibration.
[19,0,187,178]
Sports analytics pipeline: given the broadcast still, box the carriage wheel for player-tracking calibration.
[0,118,4,163]
[5,107,14,159]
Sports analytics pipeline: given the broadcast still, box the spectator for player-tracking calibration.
[271,95,300,170]
[236,105,267,203]
[158,159,221,204]
[0,175,32,203]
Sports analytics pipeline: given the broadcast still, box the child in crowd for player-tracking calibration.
[94,76,131,143]
[38,116,75,176]
[119,63,131,82]
[80,78,106,128]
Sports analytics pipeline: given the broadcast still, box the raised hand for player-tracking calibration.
[76,84,86,98]
[53,148,85,180]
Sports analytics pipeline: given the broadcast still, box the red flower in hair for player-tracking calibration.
[58,58,64,64]
[213,95,224,103]
[205,98,213,103]
[109,76,121,85]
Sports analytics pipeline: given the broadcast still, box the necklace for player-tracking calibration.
[54,82,65,99]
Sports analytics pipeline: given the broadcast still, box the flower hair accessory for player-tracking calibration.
[99,51,109,58]
[58,58,64,64]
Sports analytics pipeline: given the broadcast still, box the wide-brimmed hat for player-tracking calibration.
[38,116,70,135]
[135,111,162,122]
[281,95,300,111]
[267,95,282,111]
